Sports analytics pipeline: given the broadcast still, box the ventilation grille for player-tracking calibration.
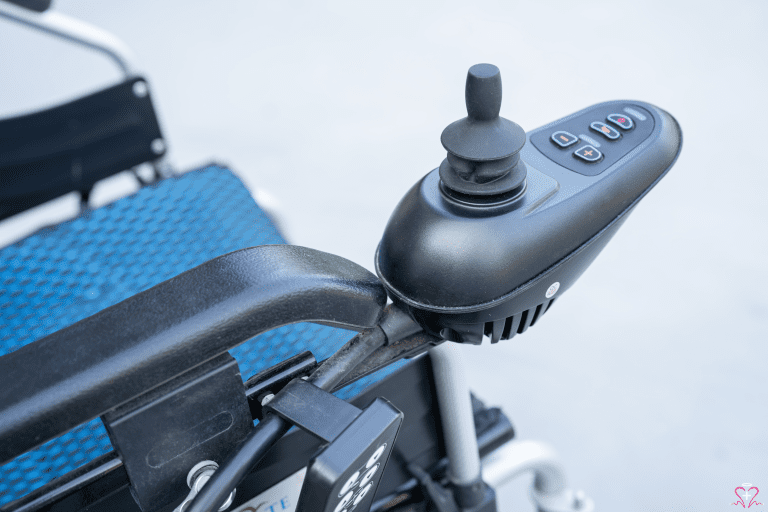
[483,298,556,344]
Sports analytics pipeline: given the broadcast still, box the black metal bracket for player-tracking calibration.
[245,351,318,420]
[265,379,361,443]
[101,353,252,512]
[264,379,404,512]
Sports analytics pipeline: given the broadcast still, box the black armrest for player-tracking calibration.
[0,245,387,464]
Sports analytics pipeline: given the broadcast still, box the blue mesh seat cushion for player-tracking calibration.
[0,164,405,506]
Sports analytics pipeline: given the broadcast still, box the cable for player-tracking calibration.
[307,326,387,390]
[183,326,388,512]
[182,413,289,512]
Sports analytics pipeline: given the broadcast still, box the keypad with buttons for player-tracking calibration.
[530,104,655,176]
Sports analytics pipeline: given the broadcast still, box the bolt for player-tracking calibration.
[261,393,275,406]
[176,461,236,512]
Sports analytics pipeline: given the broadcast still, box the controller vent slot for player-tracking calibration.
[529,303,544,326]
[487,298,556,344]
[501,315,516,339]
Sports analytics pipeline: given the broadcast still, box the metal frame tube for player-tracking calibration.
[0,3,137,77]
[481,440,565,494]
[481,440,594,512]
[429,342,482,485]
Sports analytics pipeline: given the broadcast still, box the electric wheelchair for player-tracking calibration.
[0,2,682,511]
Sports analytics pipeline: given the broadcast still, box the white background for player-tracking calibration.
[1,1,766,510]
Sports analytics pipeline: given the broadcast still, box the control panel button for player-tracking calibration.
[550,131,579,148]
[574,145,602,163]
[607,113,633,130]
[590,122,620,140]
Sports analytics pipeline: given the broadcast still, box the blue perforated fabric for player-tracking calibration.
[0,165,405,506]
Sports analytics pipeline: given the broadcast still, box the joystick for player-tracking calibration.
[439,64,527,204]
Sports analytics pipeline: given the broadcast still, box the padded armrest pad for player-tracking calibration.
[0,245,386,463]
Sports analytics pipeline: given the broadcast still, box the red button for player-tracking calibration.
[607,113,633,130]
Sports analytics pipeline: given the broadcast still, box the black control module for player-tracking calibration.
[376,64,682,344]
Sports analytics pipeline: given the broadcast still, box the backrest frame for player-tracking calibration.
[0,4,165,220]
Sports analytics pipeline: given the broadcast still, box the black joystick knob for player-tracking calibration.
[439,63,527,201]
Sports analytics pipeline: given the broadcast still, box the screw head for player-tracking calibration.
[132,80,149,98]
[151,138,166,155]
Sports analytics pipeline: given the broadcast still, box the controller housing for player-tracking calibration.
[376,100,682,344]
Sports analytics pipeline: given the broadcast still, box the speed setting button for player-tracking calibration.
[589,122,621,140]
[573,145,602,163]
[550,131,579,148]
[607,113,634,130]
